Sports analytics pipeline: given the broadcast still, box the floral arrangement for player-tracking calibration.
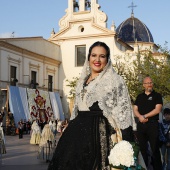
[108,140,145,170]
[109,140,134,167]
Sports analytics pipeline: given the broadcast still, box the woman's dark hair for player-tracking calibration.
[87,41,110,62]
[163,108,170,115]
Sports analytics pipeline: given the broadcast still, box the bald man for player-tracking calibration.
[133,76,163,170]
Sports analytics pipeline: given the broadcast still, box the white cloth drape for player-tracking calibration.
[49,92,60,120]
[19,87,30,120]
[9,86,26,125]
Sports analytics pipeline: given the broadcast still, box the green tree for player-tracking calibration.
[66,77,79,99]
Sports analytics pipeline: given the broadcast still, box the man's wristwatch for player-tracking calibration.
[143,115,147,119]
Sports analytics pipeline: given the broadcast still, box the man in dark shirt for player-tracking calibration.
[133,76,163,170]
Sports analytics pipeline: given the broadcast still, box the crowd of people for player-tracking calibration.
[0,113,69,162]
[16,119,32,139]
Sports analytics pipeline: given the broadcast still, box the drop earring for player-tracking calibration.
[86,65,91,75]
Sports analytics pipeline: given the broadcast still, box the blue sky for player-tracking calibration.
[0,0,170,49]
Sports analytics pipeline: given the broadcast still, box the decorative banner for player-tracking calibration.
[27,88,54,122]
[8,86,64,126]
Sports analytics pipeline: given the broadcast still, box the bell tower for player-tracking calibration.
[57,0,107,30]
[72,0,91,12]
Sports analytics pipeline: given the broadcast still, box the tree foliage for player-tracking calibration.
[66,77,79,99]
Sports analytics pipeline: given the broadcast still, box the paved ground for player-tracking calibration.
[0,133,60,170]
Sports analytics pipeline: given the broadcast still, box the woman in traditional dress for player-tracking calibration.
[39,124,55,147]
[48,41,136,170]
[49,120,57,136]
[38,124,55,161]
[0,125,6,154]
[30,120,41,145]
[56,120,63,136]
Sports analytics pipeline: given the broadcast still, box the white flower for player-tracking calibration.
[108,140,134,167]
[106,99,114,108]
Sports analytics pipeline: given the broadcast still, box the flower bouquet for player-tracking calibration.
[108,140,145,170]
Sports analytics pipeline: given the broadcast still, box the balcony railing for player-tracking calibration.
[0,80,63,97]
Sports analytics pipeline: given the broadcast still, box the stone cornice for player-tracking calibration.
[0,37,60,46]
[0,41,61,67]
[50,32,116,42]
[29,62,40,69]
[46,67,56,74]
[8,57,21,64]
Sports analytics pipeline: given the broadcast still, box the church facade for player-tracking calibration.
[0,0,160,119]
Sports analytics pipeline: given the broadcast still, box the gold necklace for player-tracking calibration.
[86,75,97,85]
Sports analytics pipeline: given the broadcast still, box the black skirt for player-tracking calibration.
[48,104,114,170]
[48,102,134,170]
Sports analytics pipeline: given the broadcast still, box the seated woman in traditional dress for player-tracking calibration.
[48,41,137,170]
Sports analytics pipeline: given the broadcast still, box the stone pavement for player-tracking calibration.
[0,133,60,170]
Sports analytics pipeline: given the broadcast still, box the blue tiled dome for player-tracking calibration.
[116,16,154,43]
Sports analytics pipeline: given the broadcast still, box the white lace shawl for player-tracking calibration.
[70,59,136,130]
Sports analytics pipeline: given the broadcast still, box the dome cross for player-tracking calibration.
[128,1,137,17]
